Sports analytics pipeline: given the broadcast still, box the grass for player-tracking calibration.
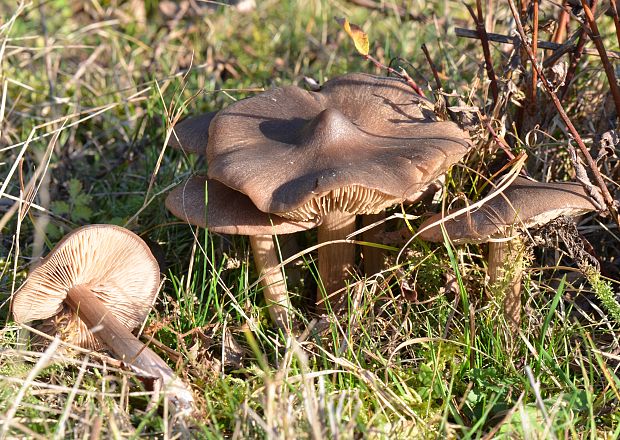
[1,0,619,438]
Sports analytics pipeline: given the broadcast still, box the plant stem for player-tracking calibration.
[580,0,620,119]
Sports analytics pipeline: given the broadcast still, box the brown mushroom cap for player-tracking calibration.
[165,176,319,235]
[207,73,472,221]
[12,225,161,349]
[168,112,217,155]
[418,177,599,243]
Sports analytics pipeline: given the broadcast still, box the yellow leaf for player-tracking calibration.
[335,17,369,56]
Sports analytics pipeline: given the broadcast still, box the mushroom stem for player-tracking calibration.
[64,285,194,412]
[317,211,357,313]
[362,211,386,276]
[488,238,523,334]
[249,234,291,331]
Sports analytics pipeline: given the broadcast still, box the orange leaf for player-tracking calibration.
[335,17,369,56]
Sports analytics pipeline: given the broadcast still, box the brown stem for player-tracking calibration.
[364,54,425,96]
[317,211,356,313]
[552,3,569,44]
[610,0,620,47]
[488,238,523,336]
[421,44,442,91]
[580,0,620,119]
[65,285,194,412]
[507,0,620,228]
[466,1,499,105]
[530,0,539,112]
[362,212,385,276]
[249,234,291,331]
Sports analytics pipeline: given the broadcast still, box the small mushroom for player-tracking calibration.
[165,176,319,329]
[12,225,194,413]
[206,73,472,311]
[168,112,217,156]
[418,177,599,332]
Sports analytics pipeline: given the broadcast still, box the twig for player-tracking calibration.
[481,115,517,161]
[552,2,570,44]
[364,54,425,96]
[530,0,539,111]
[465,2,499,105]
[454,28,620,59]
[559,1,595,102]
[507,0,620,228]
[421,44,442,91]
[580,0,620,119]
[610,0,620,47]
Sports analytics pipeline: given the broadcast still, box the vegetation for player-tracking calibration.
[1,0,619,438]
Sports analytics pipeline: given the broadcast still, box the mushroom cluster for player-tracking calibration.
[168,72,471,320]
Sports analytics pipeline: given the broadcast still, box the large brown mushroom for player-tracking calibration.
[12,225,194,412]
[418,176,599,332]
[166,176,319,329]
[206,73,472,311]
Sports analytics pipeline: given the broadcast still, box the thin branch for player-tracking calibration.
[507,0,620,228]
[454,28,620,59]
[552,2,570,44]
[465,2,499,105]
[364,54,425,96]
[610,0,620,47]
[580,0,620,118]
[421,44,442,91]
[530,0,539,110]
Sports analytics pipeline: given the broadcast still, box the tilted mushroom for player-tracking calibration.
[206,72,471,311]
[168,111,217,156]
[166,176,319,329]
[418,176,599,332]
[12,225,194,413]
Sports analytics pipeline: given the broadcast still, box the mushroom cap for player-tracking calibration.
[168,112,217,155]
[207,73,472,221]
[165,176,319,235]
[418,177,599,243]
[12,225,161,349]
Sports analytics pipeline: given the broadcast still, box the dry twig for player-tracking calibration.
[580,0,620,119]
[465,1,499,105]
[454,27,620,59]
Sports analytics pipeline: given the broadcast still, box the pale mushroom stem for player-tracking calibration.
[488,238,523,335]
[362,211,386,276]
[249,234,291,331]
[317,211,357,313]
[64,285,194,412]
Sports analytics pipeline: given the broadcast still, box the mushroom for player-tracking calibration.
[11,224,194,412]
[418,176,599,332]
[168,112,217,156]
[206,73,471,311]
[165,176,319,329]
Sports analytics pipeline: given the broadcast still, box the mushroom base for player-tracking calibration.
[317,211,357,313]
